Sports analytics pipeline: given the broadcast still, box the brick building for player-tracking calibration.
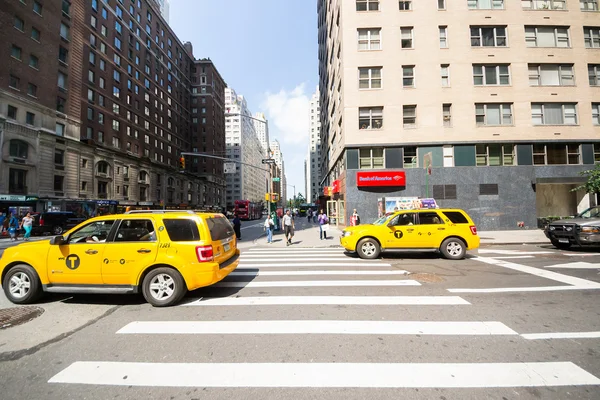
[0,0,226,216]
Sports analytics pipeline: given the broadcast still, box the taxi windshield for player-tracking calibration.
[372,212,395,226]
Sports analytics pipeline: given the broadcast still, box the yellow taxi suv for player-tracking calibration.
[0,210,239,307]
[340,209,479,260]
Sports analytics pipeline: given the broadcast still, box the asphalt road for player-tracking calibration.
[0,235,599,399]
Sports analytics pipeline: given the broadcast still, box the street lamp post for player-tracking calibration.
[287,184,296,210]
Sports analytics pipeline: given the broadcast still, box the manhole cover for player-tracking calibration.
[411,273,444,283]
[0,306,44,329]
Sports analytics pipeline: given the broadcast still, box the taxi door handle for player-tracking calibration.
[137,249,152,254]
[438,228,446,230]
[406,229,414,232]
[85,249,98,255]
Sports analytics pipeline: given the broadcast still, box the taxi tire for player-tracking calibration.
[141,267,187,307]
[440,238,466,260]
[3,264,43,304]
[356,238,381,259]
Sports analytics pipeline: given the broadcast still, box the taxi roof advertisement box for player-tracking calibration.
[356,171,406,187]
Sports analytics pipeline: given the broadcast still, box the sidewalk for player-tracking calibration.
[245,224,550,249]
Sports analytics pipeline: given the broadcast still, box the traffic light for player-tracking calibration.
[271,193,279,202]
[179,156,186,170]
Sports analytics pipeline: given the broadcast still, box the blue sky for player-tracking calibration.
[170,0,318,200]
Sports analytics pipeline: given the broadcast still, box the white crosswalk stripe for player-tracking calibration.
[48,246,600,391]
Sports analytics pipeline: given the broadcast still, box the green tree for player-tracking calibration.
[572,164,600,193]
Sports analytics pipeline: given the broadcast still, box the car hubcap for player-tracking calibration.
[54,226,63,234]
[149,274,175,300]
[361,242,376,257]
[9,272,31,299]
[446,241,463,257]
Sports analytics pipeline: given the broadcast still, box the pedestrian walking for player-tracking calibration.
[307,209,312,223]
[282,210,294,246]
[318,209,329,240]
[350,209,361,226]
[0,212,6,235]
[7,213,19,241]
[232,214,242,240]
[264,214,274,244]
[20,212,34,241]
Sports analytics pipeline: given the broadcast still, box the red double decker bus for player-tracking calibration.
[234,200,262,220]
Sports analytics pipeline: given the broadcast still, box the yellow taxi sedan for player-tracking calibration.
[341,209,480,260]
[0,211,239,307]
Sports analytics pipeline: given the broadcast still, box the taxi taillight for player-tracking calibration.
[196,245,214,262]
[470,225,478,235]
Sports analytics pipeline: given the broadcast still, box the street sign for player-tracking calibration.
[272,177,280,182]
[261,159,276,164]
[224,162,237,174]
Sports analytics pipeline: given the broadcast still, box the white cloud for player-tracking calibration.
[260,84,310,145]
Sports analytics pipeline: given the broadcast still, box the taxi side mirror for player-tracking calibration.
[50,236,65,246]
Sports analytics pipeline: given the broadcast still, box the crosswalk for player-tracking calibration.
[48,246,600,392]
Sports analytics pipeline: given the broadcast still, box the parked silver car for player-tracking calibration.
[544,206,600,249]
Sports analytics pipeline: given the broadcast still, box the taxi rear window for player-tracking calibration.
[206,217,234,241]
[163,219,200,241]
[442,211,469,224]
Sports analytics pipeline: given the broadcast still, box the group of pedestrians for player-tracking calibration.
[0,211,34,241]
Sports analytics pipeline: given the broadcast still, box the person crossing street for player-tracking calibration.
[282,210,295,246]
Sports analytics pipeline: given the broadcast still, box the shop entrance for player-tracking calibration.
[327,200,345,227]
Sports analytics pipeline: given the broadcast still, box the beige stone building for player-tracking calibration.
[318,0,600,230]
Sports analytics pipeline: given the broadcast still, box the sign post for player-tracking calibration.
[423,152,433,198]
[262,158,276,214]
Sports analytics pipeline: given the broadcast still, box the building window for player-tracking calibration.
[54,149,64,165]
[33,1,43,15]
[357,28,381,50]
[399,1,412,10]
[358,67,382,89]
[58,72,67,89]
[528,64,574,86]
[479,184,499,195]
[10,140,29,160]
[62,0,70,15]
[14,16,24,31]
[432,185,457,200]
[470,26,507,47]
[59,46,68,64]
[359,148,384,169]
[56,123,65,136]
[358,107,383,129]
[29,54,39,69]
[439,26,448,48]
[402,65,415,87]
[403,105,417,128]
[476,144,515,166]
[522,0,566,10]
[7,105,18,120]
[31,27,40,41]
[115,37,121,50]
[81,181,88,192]
[403,146,417,168]
[438,0,447,9]
[476,103,513,126]
[112,120,120,131]
[441,64,450,87]
[27,83,37,97]
[592,103,600,125]
[11,45,22,60]
[112,136,120,148]
[468,0,504,9]
[400,27,414,49]
[60,23,70,41]
[581,0,600,11]
[443,104,452,127]
[525,26,570,47]
[9,75,20,90]
[54,175,64,192]
[533,143,580,165]
[532,103,578,125]
[584,27,600,48]
[9,169,27,193]
[57,97,66,113]
[589,64,600,85]
[473,64,511,85]
[25,112,35,125]
[356,0,379,11]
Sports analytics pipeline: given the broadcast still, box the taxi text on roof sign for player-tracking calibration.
[356,171,406,187]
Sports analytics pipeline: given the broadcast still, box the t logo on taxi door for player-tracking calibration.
[394,231,403,239]
[65,254,80,270]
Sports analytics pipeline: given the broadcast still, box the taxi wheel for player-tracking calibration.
[440,238,466,260]
[3,264,43,304]
[142,267,187,307]
[357,238,381,259]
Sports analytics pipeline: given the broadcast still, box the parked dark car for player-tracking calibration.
[544,206,600,249]
[31,212,88,236]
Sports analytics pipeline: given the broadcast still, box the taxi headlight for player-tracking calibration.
[342,230,353,237]
[581,226,600,233]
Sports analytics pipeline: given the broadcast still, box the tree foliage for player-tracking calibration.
[572,164,600,193]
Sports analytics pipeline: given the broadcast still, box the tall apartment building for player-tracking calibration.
[318,0,600,230]
[224,87,265,207]
[306,87,322,203]
[0,0,226,216]
[270,139,286,205]
[150,0,170,22]
[253,112,270,196]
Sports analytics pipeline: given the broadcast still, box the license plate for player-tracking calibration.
[558,238,570,243]
[224,243,231,252]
